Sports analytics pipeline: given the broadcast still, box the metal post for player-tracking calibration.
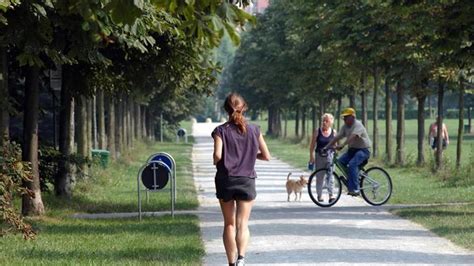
[137,170,142,221]
[171,172,174,218]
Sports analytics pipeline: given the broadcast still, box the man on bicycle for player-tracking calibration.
[325,107,372,196]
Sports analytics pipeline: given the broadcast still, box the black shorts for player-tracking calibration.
[432,137,447,150]
[215,176,256,202]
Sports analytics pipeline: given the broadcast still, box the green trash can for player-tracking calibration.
[91,149,110,168]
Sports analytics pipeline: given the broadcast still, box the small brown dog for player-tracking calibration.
[286,172,308,202]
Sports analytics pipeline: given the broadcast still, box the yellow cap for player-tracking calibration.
[341,107,356,117]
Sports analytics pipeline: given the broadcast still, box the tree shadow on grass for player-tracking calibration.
[36,215,200,237]
[43,192,198,215]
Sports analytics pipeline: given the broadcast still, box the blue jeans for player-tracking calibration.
[338,148,370,192]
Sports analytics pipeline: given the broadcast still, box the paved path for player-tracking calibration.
[192,122,474,265]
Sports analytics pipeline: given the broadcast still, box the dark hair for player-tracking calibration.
[224,93,247,134]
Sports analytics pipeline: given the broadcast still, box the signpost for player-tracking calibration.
[137,152,176,220]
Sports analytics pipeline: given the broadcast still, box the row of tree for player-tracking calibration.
[222,0,474,170]
[0,0,254,220]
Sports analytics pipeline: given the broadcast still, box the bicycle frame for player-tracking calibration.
[309,149,393,206]
[323,149,349,189]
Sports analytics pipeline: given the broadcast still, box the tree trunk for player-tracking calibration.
[106,95,116,160]
[127,98,133,147]
[312,106,317,134]
[468,107,472,133]
[395,81,405,166]
[456,77,464,168]
[56,65,75,198]
[21,66,45,216]
[142,106,147,139]
[295,107,300,137]
[361,72,368,126]
[435,80,445,170]
[97,90,106,149]
[267,107,281,137]
[149,110,155,141]
[428,95,433,119]
[87,97,93,159]
[76,95,88,178]
[284,109,288,138]
[0,48,9,145]
[372,67,379,157]
[337,96,342,131]
[145,107,151,140]
[92,95,97,148]
[115,98,122,158]
[121,96,127,150]
[416,94,426,166]
[135,103,141,141]
[349,87,356,108]
[301,107,306,138]
[385,75,393,163]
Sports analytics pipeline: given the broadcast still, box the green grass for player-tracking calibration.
[392,204,474,250]
[1,215,204,265]
[1,140,204,265]
[253,118,474,250]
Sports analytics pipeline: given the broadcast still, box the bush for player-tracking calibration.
[38,145,60,192]
[0,140,36,240]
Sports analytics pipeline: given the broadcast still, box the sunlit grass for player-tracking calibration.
[392,204,474,250]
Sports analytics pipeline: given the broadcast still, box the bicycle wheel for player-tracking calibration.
[308,168,342,207]
[360,166,392,206]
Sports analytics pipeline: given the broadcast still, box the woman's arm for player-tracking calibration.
[443,124,449,144]
[309,129,318,162]
[257,133,271,161]
[213,135,223,165]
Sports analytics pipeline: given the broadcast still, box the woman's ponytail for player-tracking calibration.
[224,93,248,134]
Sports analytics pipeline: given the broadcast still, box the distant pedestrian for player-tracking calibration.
[309,113,337,202]
[429,117,449,153]
[212,92,271,266]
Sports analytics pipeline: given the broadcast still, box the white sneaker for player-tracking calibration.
[236,258,245,266]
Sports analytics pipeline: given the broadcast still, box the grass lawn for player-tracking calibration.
[254,118,474,250]
[0,140,204,265]
[392,203,474,250]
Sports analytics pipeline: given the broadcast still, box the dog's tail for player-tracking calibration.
[287,172,292,180]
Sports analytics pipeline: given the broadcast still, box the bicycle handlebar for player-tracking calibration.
[319,147,336,157]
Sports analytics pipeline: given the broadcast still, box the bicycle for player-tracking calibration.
[307,148,392,207]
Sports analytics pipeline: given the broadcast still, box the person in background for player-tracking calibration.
[325,107,372,196]
[212,92,271,266]
[429,116,449,155]
[309,113,337,202]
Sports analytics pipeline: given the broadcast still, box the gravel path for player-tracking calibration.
[192,122,474,265]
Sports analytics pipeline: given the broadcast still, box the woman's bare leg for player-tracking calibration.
[235,200,254,257]
[219,199,237,263]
